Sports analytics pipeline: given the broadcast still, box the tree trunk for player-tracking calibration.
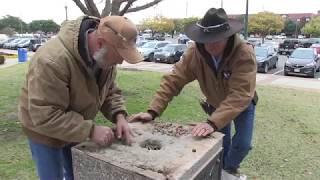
[84,0,101,17]
[71,0,163,17]
[101,0,112,17]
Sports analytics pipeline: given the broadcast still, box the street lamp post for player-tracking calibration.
[65,5,68,21]
[295,18,300,38]
[244,0,249,40]
[221,0,223,8]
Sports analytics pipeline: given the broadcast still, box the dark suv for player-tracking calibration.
[301,38,320,48]
[279,39,301,55]
[28,38,47,52]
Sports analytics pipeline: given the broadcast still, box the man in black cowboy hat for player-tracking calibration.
[130,8,257,180]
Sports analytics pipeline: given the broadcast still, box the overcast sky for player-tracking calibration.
[1,0,320,24]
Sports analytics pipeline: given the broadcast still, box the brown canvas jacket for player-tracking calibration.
[149,35,257,129]
[18,16,127,147]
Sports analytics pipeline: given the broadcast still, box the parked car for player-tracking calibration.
[265,35,273,40]
[311,44,320,55]
[301,38,320,48]
[178,34,190,44]
[29,38,47,52]
[153,33,165,41]
[247,38,262,47]
[138,41,171,61]
[141,33,152,40]
[255,46,278,73]
[136,40,152,47]
[278,39,301,55]
[154,44,187,64]
[15,39,31,49]
[284,48,320,78]
[3,38,25,49]
[0,38,15,48]
[261,41,280,52]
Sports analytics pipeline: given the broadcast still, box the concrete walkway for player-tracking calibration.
[1,56,319,93]
[119,62,320,92]
[0,58,20,69]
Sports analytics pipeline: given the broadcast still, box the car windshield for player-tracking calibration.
[163,45,176,52]
[141,42,157,48]
[31,39,40,44]
[11,39,21,43]
[20,39,29,44]
[255,48,268,57]
[137,41,147,47]
[291,49,314,59]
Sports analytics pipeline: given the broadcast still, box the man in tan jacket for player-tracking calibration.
[18,16,143,180]
[130,8,258,180]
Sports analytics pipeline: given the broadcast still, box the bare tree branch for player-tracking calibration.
[84,0,101,17]
[101,0,112,17]
[126,0,163,13]
[72,0,90,15]
[119,0,137,16]
[111,0,123,15]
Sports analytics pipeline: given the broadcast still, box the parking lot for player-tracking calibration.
[268,55,320,78]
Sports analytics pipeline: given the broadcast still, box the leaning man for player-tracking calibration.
[18,16,143,180]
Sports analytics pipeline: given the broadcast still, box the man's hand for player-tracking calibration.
[116,114,134,145]
[91,125,114,146]
[192,122,215,137]
[128,112,153,123]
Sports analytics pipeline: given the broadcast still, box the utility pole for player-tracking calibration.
[185,0,188,17]
[244,0,249,40]
[65,5,68,21]
[295,19,300,38]
[221,0,223,8]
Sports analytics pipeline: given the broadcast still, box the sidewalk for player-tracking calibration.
[1,58,319,92]
[119,62,320,92]
[256,73,320,92]
[0,58,19,69]
[0,49,32,69]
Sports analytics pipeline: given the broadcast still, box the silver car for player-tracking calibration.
[138,41,171,61]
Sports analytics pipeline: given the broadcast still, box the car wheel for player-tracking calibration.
[317,66,320,72]
[310,69,316,78]
[284,69,288,76]
[168,57,175,64]
[263,63,269,73]
[148,53,154,62]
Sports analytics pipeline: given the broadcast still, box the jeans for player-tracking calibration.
[218,102,255,171]
[28,139,74,180]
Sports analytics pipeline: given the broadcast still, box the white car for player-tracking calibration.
[138,41,171,61]
[262,41,280,52]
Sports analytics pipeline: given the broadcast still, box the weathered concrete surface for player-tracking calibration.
[72,122,224,180]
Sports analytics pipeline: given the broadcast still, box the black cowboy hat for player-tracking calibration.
[185,8,243,43]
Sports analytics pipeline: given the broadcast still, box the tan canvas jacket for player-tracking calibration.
[18,16,127,147]
[149,35,257,129]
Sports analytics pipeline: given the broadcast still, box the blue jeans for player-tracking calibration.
[219,102,255,171]
[28,139,74,180]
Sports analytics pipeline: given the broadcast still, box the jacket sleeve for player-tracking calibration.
[209,45,257,129]
[28,58,93,143]
[148,47,196,115]
[100,69,127,123]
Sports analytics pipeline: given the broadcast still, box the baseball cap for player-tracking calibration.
[97,16,143,64]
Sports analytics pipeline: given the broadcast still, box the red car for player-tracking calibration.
[311,44,320,55]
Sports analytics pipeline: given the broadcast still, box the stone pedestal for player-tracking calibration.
[72,122,224,180]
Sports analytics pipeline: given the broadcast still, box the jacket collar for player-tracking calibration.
[195,34,244,75]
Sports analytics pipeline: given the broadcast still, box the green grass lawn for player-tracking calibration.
[0,63,320,180]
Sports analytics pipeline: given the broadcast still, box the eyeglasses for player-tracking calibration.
[196,22,230,33]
